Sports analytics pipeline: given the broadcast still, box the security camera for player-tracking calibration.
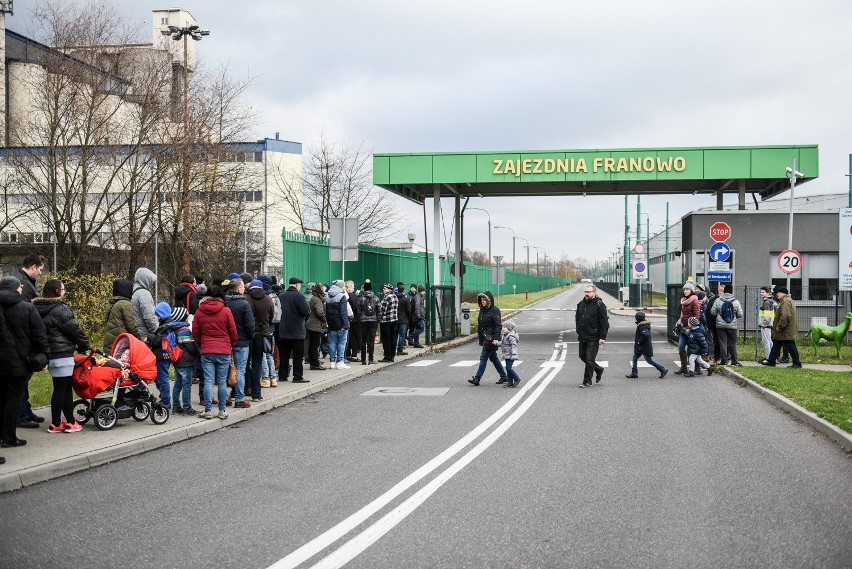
[785,167,804,178]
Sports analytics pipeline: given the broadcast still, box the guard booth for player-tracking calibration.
[430,285,456,343]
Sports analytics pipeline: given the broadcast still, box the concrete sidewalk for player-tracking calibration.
[0,346,454,493]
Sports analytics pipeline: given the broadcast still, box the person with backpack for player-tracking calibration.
[407,284,426,348]
[246,279,273,398]
[710,283,744,367]
[358,280,380,365]
[306,282,328,370]
[260,277,281,387]
[0,276,50,453]
[326,279,352,369]
[151,302,179,409]
[33,280,92,433]
[158,306,198,415]
[345,280,361,363]
[174,275,199,321]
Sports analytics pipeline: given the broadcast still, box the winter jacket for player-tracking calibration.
[192,298,237,355]
[679,293,702,327]
[278,286,310,340]
[704,292,718,329]
[270,293,282,324]
[16,268,39,302]
[395,291,412,325]
[246,288,274,337]
[633,321,654,357]
[758,296,776,328]
[379,291,398,324]
[103,279,139,352]
[410,291,425,321]
[477,291,502,348]
[357,290,380,323]
[710,293,744,331]
[131,267,159,341]
[0,288,50,376]
[685,324,710,355]
[772,295,798,341]
[575,296,609,343]
[307,292,328,332]
[326,284,350,331]
[154,320,199,367]
[33,297,91,359]
[225,292,256,347]
[175,283,199,315]
[347,291,360,323]
[501,330,519,360]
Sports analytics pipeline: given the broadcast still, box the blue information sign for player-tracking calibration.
[707,271,732,282]
[709,242,731,262]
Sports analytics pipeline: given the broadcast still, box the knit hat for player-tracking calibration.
[0,276,21,290]
[248,279,263,290]
[382,283,394,290]
[503,319,516,331]
[155,302,172,319]
[289,276,303,285]
[240,272,253,284]
[170,306,189,323]
[227,272,241,280]
[635,311,646,322]
[683,282,695,292]
[332,279,345,289]
[688,316,700,327]
[696,290,707,301]
[363,279,372,291]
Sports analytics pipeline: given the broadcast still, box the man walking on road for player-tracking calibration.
[576,284,609,387]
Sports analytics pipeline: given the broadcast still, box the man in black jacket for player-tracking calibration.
[575,284,609,387]
[277,277,310,383]
[468,291,507,386]
[15,254,45,428]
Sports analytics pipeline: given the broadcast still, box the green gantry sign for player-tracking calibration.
[373,145,818,203]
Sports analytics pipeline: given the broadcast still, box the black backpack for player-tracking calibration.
[360,293,377,318]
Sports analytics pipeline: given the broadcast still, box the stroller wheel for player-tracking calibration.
[151,405,170,425]
[132,402,151,422]
[72,399,92,425]
[95,404,119,431]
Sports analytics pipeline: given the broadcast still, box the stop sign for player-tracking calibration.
[710,222,731,242]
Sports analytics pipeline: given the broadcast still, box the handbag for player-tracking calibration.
[673,321,684,336]
[227,357,238,387]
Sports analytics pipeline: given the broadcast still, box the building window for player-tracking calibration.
[243,191,263,202]
[237,152,246,162]
[254,151,263,162]
[808,278,837,301]
[161,17,169,25]
[772,278,803,300]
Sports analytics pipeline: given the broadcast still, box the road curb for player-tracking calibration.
[720,367,852,452]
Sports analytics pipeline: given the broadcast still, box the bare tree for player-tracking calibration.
[463,249,491,266]
[271,132,408,243]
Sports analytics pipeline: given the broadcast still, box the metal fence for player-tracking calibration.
[666,284,852,343]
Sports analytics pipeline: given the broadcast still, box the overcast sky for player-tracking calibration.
[12,1,852,266]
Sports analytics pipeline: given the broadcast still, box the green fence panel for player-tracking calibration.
[281,229,567,292]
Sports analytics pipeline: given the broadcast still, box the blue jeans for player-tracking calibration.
[408,319,425,346]
[156,359,171,407]
[329,329,349,363]
[172,366,194,410]
[474,348,506,380]
[630,353,666,375]
[505,359,521,385]
[201,354,229,412]
[262,351,276,378]
[396,323,409,352]
[232,345,249,402]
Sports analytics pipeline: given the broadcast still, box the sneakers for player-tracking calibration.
[260,378,271,388]
[199,410,213,420]
[270,378,278,387]
[235,401,251,408]
[330,362,337,369]
[706,366,715,376]
[759,360,776,367]
[337,362,350,369]
[183,407,197,416]
[47,422,67,433]
[63,422,83,433]
[496,377,507,384]
[217,410,228,420]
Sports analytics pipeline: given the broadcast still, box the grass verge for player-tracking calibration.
[734,366,852,435]
[734,337,852,365]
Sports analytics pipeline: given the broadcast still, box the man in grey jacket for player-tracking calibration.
[131,267,159,342]
[710,283,744,366]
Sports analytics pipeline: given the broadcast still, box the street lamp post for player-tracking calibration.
[494,225,516,271]
[516,236,530,273]
[162,22,210,275]
[465,206,491,264]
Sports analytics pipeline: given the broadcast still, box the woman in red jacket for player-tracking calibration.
[191,285,237,420]
[675,281,703,375]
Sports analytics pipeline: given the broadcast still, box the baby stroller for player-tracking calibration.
[72,333,170,430]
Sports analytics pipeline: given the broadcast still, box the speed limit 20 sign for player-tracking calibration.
[777,249,802,275]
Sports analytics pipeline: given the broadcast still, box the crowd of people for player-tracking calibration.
[0,253,428,464]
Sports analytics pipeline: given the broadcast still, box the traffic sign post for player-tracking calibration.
[710,222,731,242]
[777,249,802,275]
[709,242,731,262]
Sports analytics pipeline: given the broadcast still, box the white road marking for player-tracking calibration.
[449,360,480,367]
[307,363,564,569]
[269,363,559,569]
[406,360,440,367]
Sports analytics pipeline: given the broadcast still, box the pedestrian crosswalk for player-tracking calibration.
[407,358,680,369]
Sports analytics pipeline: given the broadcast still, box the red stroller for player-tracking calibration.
[72,333,170,430]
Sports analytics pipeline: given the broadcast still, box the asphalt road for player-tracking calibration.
[0,289,849,569]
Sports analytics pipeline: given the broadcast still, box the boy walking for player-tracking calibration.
[501,320,521,388]
[684,317,715,378]
[625,311,668,379]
